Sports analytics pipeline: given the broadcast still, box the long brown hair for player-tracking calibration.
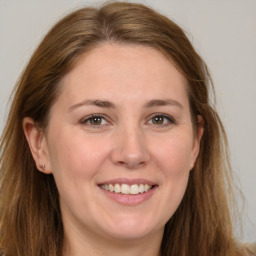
[0,2,244,255]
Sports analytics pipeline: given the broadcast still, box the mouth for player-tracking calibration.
[99,183,154,195]
[97,178,158,205]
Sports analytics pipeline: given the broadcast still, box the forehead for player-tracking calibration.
[57,43,189,108]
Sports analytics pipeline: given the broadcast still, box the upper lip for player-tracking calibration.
[98,178,157,186]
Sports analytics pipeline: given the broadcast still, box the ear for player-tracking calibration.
[23,117,51,174]
[190,115,204,170]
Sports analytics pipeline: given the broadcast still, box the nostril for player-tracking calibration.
[110,142,150,169]
[116,160,146,169]
[116,160,126,166]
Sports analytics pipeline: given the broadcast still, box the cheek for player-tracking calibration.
[150,133,193,216]
[46,129,109,186]
[159,139,192,192]
[46,130,111,216]
[152,133,194,177]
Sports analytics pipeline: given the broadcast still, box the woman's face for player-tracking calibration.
[37,43,202,242]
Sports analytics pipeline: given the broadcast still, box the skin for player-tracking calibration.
[24,43,203,256]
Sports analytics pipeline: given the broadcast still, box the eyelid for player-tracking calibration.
[80,114,111,126]
[79,113,175,127]
[146,113,175,126]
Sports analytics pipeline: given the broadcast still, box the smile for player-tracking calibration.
[100,184,153,195]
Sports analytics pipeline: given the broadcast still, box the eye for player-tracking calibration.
[148,114,175,126]
[80,114,108,126]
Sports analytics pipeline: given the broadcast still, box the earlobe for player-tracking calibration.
[23,117,51,174]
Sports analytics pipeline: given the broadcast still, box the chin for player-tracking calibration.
[98,214,163,241]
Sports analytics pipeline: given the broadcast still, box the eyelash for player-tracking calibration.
[80,114,109,127]
[147,113,175,127]
[80,113,175,128]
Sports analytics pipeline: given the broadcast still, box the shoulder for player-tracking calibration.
[244,242,256,256]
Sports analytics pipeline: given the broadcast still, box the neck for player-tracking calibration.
[62,224,163,256]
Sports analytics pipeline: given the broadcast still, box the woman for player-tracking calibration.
[0,2,251,255]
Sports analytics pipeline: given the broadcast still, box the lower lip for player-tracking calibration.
[98,186,157,206]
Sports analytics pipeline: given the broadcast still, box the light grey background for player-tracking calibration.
[0,0,255,242]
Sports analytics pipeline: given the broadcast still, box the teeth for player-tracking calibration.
[121,184,130,194]
[109,184,114,192]
[139,184,144,193]
[100,183,153,195]
[130,184,139,195]
[114,184,120,193]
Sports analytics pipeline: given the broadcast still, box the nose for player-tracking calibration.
[110,126,150,169]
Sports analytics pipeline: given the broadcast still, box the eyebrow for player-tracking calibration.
[68,98,183,112]
[68,99,116,112]
[144,99,183,109]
